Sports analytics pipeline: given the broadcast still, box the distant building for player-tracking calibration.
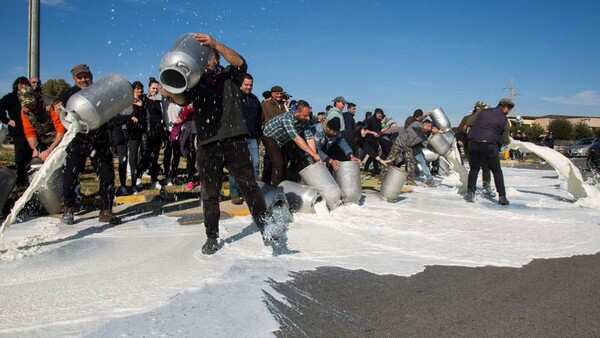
[509,115,600,131]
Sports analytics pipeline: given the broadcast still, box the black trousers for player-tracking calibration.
[63,139,115,210]
[362,140,380,174]
[163,138,177,179]
[137,134,162,182]
[467,140,506,196]
[263,138,309,186]
[13,135,33,185]
[197,137,271,239]
[463,140,491,185]
[379,137,394,159]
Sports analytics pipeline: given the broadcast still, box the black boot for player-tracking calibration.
[99,210,122,225]
[202,238,219,255]
[498,196,510,205]
[466,191,475,202]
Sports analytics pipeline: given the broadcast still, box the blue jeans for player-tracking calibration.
[229,138,260,197]
[413,147,433,181]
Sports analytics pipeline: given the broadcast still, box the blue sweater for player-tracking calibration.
[310,121,353,163]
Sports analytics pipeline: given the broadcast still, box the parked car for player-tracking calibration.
[587,140,600,174]
[565,137,600,157]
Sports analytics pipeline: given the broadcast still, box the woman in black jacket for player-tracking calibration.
[0,77,34,186]
[111,81,145,195]
[136,77,164,190]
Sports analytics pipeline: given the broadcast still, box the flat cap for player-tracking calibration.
[71,64,91,77]
[498,97,515,108]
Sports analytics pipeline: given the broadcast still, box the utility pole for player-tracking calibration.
[503,77,521,117]
[503,77,520,99]
[28,0,40,78]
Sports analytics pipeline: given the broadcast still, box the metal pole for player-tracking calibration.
[28,0,40,78]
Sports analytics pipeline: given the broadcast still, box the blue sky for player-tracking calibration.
[2,0,599,125]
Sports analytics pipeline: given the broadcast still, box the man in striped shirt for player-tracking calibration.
[262,100,321,186]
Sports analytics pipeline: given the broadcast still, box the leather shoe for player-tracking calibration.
[231,195,244,205]
[99,210,122,225]
[498,196,510,205]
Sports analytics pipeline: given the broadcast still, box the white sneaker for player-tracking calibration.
[153,181,162,189]
[135,178,143,190]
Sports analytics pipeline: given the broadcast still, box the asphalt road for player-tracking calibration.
[267,157,600,338]
[269,255,600,337]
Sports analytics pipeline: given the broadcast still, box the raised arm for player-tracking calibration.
[194,33,243,67]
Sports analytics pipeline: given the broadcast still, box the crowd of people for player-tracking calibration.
[1,33,519,254]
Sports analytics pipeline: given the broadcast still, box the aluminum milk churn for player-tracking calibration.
[299,162,342,210]
[60,73,133,133]
[159,33,214,94]
[332,161,362,204]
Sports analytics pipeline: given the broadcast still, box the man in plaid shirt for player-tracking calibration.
[262,100,321,186]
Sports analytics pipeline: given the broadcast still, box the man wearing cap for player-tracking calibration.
[262,100,321,186]
[159,33,279,255]
[310,116,360,171]
[456,101,494,195]
[323,96,351,162]
[327,96,347,132]
[55,64,121,225]
[261,85,287,124]
[465,98,513,205]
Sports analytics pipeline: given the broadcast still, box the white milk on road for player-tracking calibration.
[1,165,600,337]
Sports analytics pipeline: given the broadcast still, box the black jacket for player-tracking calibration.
[185,60,249,146]
[242,92,262,139]
[0,92,24,136]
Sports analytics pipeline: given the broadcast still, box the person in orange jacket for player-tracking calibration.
[18,87,65,162]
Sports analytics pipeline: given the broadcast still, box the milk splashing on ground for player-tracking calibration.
[509,140,588,199]
[0,122,80,234]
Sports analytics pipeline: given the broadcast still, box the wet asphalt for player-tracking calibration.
[268,157,600,337]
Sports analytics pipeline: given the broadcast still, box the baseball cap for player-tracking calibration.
[332,96,347,104]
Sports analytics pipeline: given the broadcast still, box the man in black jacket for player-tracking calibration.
[161,33,276,255]
[466,98,513,205]
[57,64,121,225]
[228,73,262,205]
[342,102,357,154]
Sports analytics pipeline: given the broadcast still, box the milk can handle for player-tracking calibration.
[175,61,191,78]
